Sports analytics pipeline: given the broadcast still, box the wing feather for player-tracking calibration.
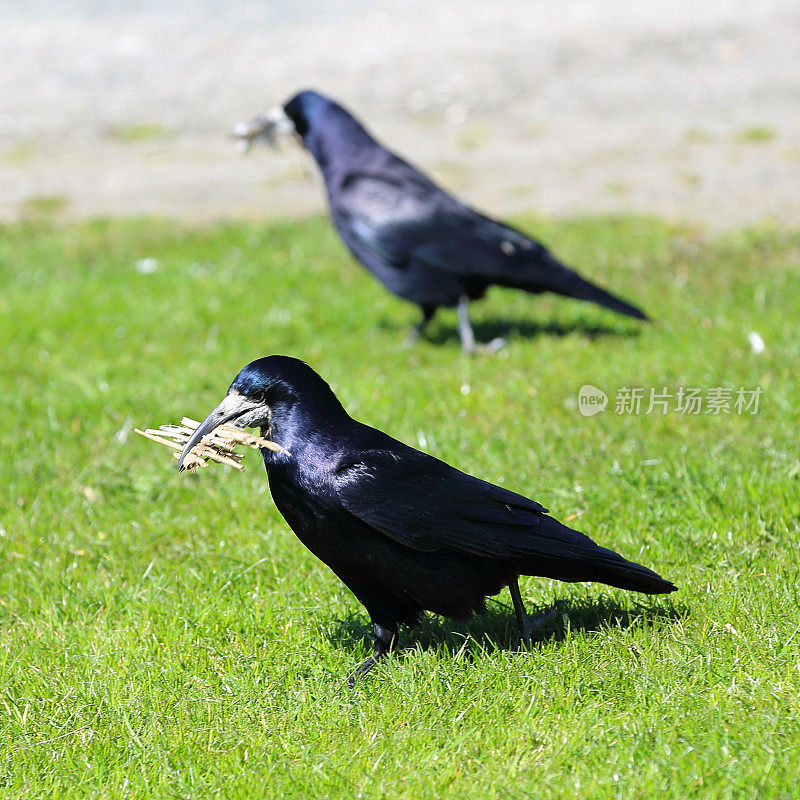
[334,449,608,562]
[338,171,561,284]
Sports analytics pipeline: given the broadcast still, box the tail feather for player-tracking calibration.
[513,517,677,595]
[560,273,649,321]
[505,248,649,320]
[579,554,677,595]
[521,551,676,595]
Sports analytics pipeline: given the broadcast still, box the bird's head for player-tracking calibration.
[283,90,331,139]
[231,90,330,152]
[177,355,344,471]
[232,90,374,170]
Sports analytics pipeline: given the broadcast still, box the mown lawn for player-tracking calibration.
[0,215,797,798]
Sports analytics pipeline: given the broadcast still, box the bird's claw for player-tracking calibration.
[463,337,507,356]
[348,654,381,688]
[516,604,562,650]
[481,337,507,354]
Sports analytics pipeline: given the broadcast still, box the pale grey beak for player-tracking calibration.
[177,394,257,472]
[232,107,295,152]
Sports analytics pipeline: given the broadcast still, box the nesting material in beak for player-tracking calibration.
[135,417,289,473]
[231,107,296,152]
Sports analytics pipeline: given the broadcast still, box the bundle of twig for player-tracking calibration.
[135,417,288,472]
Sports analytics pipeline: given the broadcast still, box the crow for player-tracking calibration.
[178,356,676,684]
[235,91,649,353]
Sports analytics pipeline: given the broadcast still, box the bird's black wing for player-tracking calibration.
[336,170,648,319]
[337,171,556,278]
[334,446,612,562]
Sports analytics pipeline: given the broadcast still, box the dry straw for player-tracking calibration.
[135,417,288,472]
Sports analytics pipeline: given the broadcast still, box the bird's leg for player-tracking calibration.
[508,577,533,648]
[404,306,436,347]
[348,620,398,688]
[456,296,506,355]
[509,580,562,650]
[457,296,477,354]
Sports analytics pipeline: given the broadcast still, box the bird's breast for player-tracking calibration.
[266,467,353,560]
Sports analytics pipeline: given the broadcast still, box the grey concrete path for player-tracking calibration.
[1,1,798,228]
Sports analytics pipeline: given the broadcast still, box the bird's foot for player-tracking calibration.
[516,604,561,650]
[402,331,421,349]
[348,621,397,688]
[463,337,507,355]
[481,337,507,354]
[348,654,381,689]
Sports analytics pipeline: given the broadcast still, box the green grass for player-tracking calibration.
[734,126,777,145]
[104,123,173,144]
[21,194,70,218]
[684,128,714,144]
[3,142,37,166]
[1,215,798,798]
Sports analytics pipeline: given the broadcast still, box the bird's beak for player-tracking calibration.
[231,107,296,153]
[177,393,259,472]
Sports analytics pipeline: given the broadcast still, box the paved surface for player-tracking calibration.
[1,1,798,228]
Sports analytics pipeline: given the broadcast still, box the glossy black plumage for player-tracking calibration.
[279,91,648,351]
[178,356,676,682]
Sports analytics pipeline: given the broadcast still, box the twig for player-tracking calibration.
[135,417,289,473]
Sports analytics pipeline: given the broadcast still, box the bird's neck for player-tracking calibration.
[259,397,350,463]
[305,115,378,176]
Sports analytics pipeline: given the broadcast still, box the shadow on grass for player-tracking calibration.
[434,317,642,346]
[326,595,686,663]
[379,315,643,346]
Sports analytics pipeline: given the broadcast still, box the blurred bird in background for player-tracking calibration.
[235,91,649,353]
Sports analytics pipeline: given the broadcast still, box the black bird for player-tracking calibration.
[178,356,676,683]
[236,91,648,353]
